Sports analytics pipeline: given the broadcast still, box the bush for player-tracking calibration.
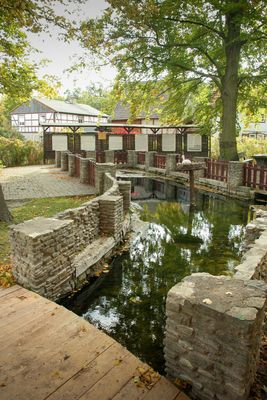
[211,136,267,160]
[0,137,43,167]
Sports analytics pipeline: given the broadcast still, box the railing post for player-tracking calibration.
[80,158,89,183]
[61,151,69,171]
[166,154,177,174]
[228,161,244,189]
[105,150,115,164]
[127,150,137,168]
[55,151,61,168]
[145,151,156,171]
[68,154,76,177]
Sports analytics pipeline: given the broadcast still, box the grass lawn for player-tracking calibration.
[0,195,94,287]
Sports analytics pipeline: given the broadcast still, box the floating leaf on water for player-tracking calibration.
[202,298,212,305]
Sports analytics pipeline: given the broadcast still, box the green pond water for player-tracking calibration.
[62,178,250,374]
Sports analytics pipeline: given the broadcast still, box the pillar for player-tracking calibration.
[118,181,131,213]
[68,154,76,177]
[145,151,156,172]
[165,154,177,174]
[228,161,244,189]
[164,273,267,400]
[61,152,69,171]
[55,151,61,168]
[127,150,137,168]
[80,158,89,183]
[105,150,115,164]
[95,163,116,195]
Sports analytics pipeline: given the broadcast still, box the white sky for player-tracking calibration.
[27,0,116,94]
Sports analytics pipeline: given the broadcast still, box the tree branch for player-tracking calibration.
[163,17,225,39]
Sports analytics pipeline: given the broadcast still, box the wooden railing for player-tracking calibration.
[205,159,228,182]
[243,163,267,190]
[137,152,145,165]
[74,155,80,177]
[114,151,128,164]
[96,151,105,163]
[154,154,166,169]
[88,159,96,186]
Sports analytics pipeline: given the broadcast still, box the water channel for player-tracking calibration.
[62,177,250,374]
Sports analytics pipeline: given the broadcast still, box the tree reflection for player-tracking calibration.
[65,192,249,375]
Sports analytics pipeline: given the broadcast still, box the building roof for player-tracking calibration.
[35,98,108,117]
[113,101,159,121]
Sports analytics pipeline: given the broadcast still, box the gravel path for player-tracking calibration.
[0,165,95,201]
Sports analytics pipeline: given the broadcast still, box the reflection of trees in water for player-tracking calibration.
[76,196,248,374]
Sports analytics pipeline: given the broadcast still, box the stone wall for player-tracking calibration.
[165,274,267,400]
[164,209,267,400]
[234,209,267,282]
[10,174,131,301]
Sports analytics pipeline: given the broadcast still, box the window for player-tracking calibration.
[78,116,84,123]
[19,115,25,125]
[39,115,46,124]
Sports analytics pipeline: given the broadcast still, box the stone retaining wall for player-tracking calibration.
[10,174,131,301]
[165,274,267,400]
[164,209,267,400]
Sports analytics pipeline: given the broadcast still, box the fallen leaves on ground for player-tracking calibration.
[133,367,160,390]
[0,264,15,288]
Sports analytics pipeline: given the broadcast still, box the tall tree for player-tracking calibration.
[80,0,267,160]
[64,82,114,115]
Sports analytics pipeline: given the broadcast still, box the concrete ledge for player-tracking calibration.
[74,236,115,277]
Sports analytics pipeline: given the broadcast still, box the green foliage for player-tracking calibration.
[0,1,82,99]
[64,82,114,115]
[0,136,43,167]
[80,0,267,160]
[211,137,267,160]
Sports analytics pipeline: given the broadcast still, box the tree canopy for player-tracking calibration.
[0,0,82,100]
[80,0,267,160]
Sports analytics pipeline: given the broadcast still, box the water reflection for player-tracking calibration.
[62,178,249,375]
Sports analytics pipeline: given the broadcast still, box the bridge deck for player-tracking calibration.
[0,285,188,400]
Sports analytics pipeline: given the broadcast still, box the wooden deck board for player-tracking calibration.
[0,286,184,400]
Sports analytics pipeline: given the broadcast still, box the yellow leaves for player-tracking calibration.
[113,358,123,366]
[133,367,160,390]
[0,264,15,288]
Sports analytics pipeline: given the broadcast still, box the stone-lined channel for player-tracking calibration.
[62,178,250,374]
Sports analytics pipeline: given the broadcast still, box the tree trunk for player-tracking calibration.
[0,184,12,223]
[220,8,242,161]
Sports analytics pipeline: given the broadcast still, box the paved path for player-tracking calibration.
[0,165,95,201]
[0,285,188,400]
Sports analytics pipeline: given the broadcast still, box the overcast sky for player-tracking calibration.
[27,0,116,94]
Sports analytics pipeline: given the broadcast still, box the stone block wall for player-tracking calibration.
[55,200,100,251]
[10,172,131,301]
[10,217,75,299]
[99,195,124,239]
[235,209,267,282]
[61,151,69,171]
[165,273,267,400]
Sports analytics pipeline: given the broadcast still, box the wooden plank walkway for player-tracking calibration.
[0,286,189,400]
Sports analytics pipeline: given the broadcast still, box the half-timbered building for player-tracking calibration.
[10,98,108,141]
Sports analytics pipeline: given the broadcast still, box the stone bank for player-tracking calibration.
[10,173,131,301]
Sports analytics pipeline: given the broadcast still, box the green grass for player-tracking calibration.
[0,195,94,286]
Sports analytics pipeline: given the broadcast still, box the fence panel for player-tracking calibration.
[114,150,128,164]
[154,154,166,169]
[96,151,105,163]
[243,164,267,190]
[205,159,228,182]
[137,152,145,165]
[88,160,96,186]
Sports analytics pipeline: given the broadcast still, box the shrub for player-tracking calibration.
[0,137,43,167]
